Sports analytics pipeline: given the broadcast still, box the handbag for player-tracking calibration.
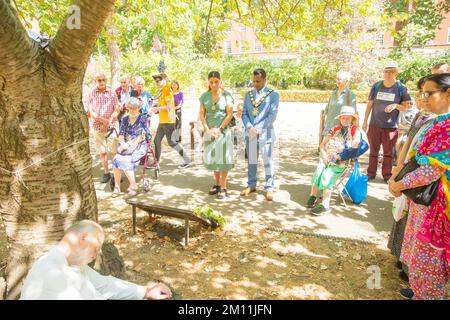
[392,194,408,222]
[228,116,236,128]
[393,157,440,206]
[342,161,368,205]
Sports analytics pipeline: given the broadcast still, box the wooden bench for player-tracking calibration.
[126,199,213,246]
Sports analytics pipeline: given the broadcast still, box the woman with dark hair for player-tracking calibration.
[387,76,436,282]
[389,73,450,299]
[199,71,235,199]
[172,80,184,143]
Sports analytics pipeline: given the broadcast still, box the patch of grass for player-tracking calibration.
[193,206,226,228]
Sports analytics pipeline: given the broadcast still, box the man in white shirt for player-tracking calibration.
[20,220,172,300]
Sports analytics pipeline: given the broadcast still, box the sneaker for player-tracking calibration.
[399,270,409,283]
[306,195,317,208]
[310,204,331,216]
[178,161,192,169]
[265,191,273,201]
[209,185,221,195]
[399,288,414,300]
[100,173,112,183]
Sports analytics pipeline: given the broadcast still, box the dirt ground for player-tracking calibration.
[91,101,412,300]
[0,101,419,299]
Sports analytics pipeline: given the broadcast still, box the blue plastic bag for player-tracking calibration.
[342,161,368,205]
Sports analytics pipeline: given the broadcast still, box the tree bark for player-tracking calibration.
[0,0,117,299]
[106,15,121,89]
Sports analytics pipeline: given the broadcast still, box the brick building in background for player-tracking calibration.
[221,11,450,58]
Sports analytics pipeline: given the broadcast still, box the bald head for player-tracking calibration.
[61,220,104,266]
[65,220,104,237]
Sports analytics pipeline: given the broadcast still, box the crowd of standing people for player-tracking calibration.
[86,68,279,200]
[317,61,449,300]
[83,61,450,300]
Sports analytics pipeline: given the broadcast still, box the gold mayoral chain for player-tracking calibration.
[250,89,273,116]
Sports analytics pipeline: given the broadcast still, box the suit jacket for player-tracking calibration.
[242,87,279,143]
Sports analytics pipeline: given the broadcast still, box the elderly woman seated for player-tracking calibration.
[112,97,150,197]
[307,106,364,216]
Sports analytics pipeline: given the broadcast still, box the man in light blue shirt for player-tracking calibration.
[20,220,172,300]
[241,68,279,201]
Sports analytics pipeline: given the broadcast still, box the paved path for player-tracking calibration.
[92,102,395,247]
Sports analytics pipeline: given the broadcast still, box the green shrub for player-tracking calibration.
[240,89,418,103]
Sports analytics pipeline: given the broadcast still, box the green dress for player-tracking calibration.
[199,90,234,171]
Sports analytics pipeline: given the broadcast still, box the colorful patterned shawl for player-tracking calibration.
[414,113,450,262]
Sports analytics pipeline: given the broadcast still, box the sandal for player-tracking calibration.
[208,185,220,195]
[112,187,121,198]
[217,188,227,199]
[127,185,138,196]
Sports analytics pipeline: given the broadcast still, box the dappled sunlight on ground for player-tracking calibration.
[90,102,407,299]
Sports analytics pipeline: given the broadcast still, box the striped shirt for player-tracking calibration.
[87,87,119,130]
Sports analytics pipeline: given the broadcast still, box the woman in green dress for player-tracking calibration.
[199,71,234,199]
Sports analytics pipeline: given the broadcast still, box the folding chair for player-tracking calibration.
[331,159,355,208]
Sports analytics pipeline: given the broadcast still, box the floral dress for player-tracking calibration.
[400,113,450,300]
[112,114,149,171]
[311,125,355,191]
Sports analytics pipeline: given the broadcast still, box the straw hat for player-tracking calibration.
[335,106,358,120]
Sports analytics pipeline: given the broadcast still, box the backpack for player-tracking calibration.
[370,80,403,101]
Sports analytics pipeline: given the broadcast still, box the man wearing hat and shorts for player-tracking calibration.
[362,61,412,182]
[150,73,191,169]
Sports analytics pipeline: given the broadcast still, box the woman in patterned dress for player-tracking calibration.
[389,73,450,299]
[387,77,435,281]
[112,97,150,197]
[199,71,234,199]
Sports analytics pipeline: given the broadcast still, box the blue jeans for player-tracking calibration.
[246,137,275,191]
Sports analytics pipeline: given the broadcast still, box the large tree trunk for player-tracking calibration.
[106,16,121,89]
[0,0,117,299]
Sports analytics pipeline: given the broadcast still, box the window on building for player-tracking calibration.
[376,33,384,46]
[447,27,450,44]
[255,42,262,52]
[224,41,232,54]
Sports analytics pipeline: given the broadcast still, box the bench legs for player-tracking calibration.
[185,218,189,246]
[132,205,136,235]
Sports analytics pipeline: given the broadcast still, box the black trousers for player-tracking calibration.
[174,109,182,142]
[154,123,188,162]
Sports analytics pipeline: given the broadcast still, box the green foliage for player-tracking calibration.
[193,206,226,228]
[383,0,450,51]
[389,50,450,85]
[240,89,417,103]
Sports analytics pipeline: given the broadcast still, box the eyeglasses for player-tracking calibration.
[155,79,162,83]
[420,90,444,99]
[97,79,106,83]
